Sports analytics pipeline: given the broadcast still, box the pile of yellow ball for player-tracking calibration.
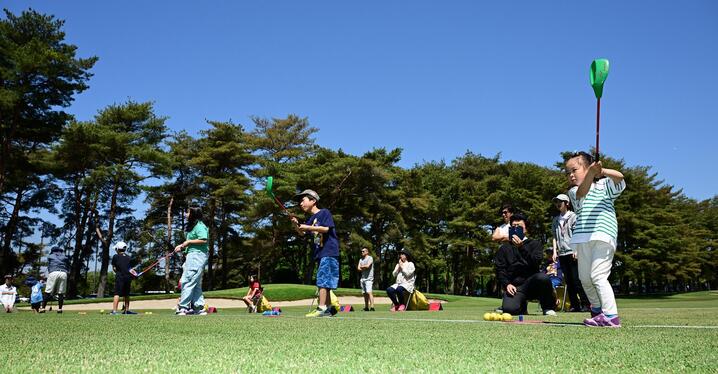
[483,312,512,321]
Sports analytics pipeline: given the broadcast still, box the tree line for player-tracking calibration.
[1,9,716,298]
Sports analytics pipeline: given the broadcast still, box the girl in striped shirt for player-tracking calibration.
[565,152,626,328]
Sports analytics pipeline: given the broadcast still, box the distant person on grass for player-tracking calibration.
[43,246,70,314]
[242,275,261,313]
[0,275,17,313]
[111,241,138,315]
[492,204,514,242]
[28,276,45,313]
[494,213,557,316]
[386,249,416,312]
[551,193,590,312]
[174,206,209,316]
[291,189,340,318]
[566,151,626,327]
[357,247,375,311]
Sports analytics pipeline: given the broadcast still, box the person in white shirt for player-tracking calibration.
[492,204,514,242]
[1,275,17,313]
[386,250,416,312]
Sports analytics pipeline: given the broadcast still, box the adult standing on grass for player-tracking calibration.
[0,275,17,313]
[551,193,589,312]
[492,204,514,242]
[174,206,209,316]
[494,213,557,316]
[291,189,340,318]
[386,249,415,312]
[43,247,70,314]
[565,151,626,327]
[111,241,138,315]
[357,247,375,311]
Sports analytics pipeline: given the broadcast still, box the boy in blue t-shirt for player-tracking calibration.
[291,189,340,317]
[31,276,45,313]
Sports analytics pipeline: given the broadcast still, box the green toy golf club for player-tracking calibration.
[265,176,296,223]
[590,59,609,161]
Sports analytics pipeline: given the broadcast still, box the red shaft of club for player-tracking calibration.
[140,253,172,274]
[595,98,601,161]
[273,195,292,216]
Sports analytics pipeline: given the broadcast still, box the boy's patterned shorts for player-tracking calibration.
[316,257,339,289]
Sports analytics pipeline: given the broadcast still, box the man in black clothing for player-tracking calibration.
[111,241,137,315]
[494,213,557,315]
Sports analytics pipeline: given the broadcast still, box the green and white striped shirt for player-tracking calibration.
[567,178,626,249]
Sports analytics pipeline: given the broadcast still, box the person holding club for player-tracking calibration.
[42,246,70,314]
[291,189,340,318]
[565,151,625,327]
[174,206,209,316]
[110,241,138,315]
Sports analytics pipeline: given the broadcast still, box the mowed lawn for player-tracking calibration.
[2,289,717,373]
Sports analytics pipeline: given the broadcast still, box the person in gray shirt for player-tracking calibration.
[357,247,374,311]
[551,194,589,312]
[43,247,70,313]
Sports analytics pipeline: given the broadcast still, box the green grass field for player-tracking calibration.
[3,287,717,373]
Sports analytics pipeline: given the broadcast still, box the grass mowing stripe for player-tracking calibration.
[330,316,718,329]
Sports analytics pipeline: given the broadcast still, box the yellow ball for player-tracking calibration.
[483,312,492,321]
[100,309,105,314]
[490,313,498,321]
[502,313,512,321]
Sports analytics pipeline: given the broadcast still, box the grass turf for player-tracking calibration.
[2,289,717,373]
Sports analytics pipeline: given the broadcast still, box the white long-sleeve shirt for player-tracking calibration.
[0,284,17,308]
[391,261,416,293]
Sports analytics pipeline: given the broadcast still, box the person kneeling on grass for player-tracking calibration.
[0,275,17,313]
[111,241,138,315]
[291,189,340,318]
[242,275,261,313]
[494,213,557,316]
[386,249,415,312]
[26,276,45,313]
[174,206,209,316]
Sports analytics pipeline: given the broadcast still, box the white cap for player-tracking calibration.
[114,241,128,251]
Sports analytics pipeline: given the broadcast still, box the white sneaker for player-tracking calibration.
[543,310,557,316]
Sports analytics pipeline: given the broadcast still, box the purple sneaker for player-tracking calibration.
[584,313,621,328]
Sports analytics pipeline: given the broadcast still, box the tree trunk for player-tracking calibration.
[165,196,173,292]
[97,179,120,298]
[68,183,89,298]
[207,199,216,290]
[1,187,24,275]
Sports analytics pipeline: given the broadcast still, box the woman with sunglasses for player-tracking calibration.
[492,204,514,242]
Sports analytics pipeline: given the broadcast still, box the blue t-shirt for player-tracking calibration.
[31,282,44,304]
[305,209,339,260]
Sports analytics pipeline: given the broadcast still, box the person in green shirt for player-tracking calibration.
[174,206,209,316]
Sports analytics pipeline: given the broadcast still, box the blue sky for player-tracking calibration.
[7,1,718,200]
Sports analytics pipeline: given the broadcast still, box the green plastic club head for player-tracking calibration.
[590,59,610,99]
[265,176,274,196]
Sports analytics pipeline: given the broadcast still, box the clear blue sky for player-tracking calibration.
[8,1,718,200]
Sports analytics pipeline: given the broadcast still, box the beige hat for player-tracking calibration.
[295,189,320,201]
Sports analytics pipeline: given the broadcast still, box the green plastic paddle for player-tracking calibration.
[265,176,296,223]
[590,59,609,161]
